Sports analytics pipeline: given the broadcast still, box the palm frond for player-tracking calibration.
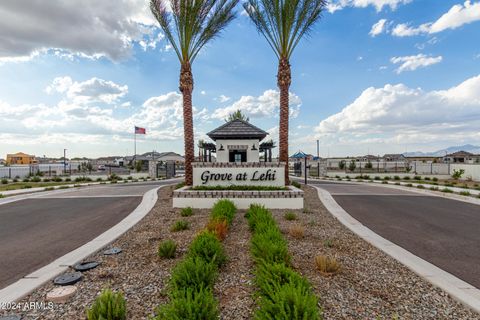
[150,0,240,64]
[243,0,326,60]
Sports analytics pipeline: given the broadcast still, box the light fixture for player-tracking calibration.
[251,144,257,151]
[219,144,224,151]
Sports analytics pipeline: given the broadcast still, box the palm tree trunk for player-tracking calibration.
[277,57,292,185]
[180,62,195,186]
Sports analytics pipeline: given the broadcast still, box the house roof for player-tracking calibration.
[207,119,268,141]
[446,151,474,157]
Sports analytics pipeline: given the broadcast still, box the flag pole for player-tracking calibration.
[134,126,136,168]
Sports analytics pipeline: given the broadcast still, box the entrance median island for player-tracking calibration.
[173,119,304,209]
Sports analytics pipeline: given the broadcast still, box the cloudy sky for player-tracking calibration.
[0,0,479,158]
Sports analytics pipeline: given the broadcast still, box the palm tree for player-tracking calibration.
[243,0,326,184]
[150,0,239,185]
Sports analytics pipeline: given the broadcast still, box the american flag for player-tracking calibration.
[135,126,146,134]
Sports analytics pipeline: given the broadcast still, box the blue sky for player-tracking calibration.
[0,0,479,158]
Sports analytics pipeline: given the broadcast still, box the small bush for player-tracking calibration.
[405,183,413,187]
[432,177,438,182]
[175,181,185,189]
[23,185,32,189]
[442,188,453,193]
[323,239,334,248]
[54,177,63,182]
[417,185,425,189]
[155,287,218,320]
[1,179,8,184]
[251,227,290,265]
[452,169,465,180]
[384,176,390,180]
[65,177,71,182]
[291,181,301,189]
[381,181,388,184]
[414,176,422,180]
[171,220,189,232]
[430,187,439,191]
[127,176,133,180]
[43,178,51,182]
[169,257,217,291]
[254,281,320,320]
[393,176,400,180]
[45,187,55,191]
[23,178,30,182]
[180,207,194,217]
[0,194,4,198]
[374,176,380,180]
[96,177,103,182]
[12,178,18,182]
[289,224,305,239]
[58,186,69,189]
[211,199,236,226]
[284,212,297,221]
[188,231,226,267]
[403,176,411,180]
[315,255,340,275]
[424,177,431,181]
[158,240,177,259]
[31,176,41,182]
[86,288,126,320]
[206,219,228,241]
[395,182,401,185]
[459,191,471,196]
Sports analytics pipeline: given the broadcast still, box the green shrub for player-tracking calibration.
[403,176,410,180]
[254,281,320,320]
[96,177,103,182]
[210,199,236,225]
[430,187,439,191]
[187,231,226,267]
[23,178,30,182]
[180,207,194,217]
[441,188,453,193]
[414,176,422,180]
[43,178,51,182]
[170,257,217,291]
[58,186,69,189]
[251,227,290,265]
[45,187,55,191]
[374,176,380,180]
[381,181,388,184]
[171,220,189,232]
[155,287,218,320]
[65,177,71,182]
[31,176,41,182]
[86,288,126,320]
[452,169,465,180]
[0,194,4,198]
[175,182,186,189]
[23,185,32,189]
[405,183,413,187]
[158,240,177,259]
[254,261,310,300]
[54,177,63,182]
[424,177,431,181]
[1,179,8,184]
[459,191,471,196]
[291,181,301,188]
[432,177,438,182]
[284,212,297,221]
[417,185,425,189]
[384,176,390,180]
[127,176,133,180]
[394,176,400,180]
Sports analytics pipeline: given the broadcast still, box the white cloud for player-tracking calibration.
[369,19,388,36]
[327,0,411,13]
[46,77,128,104]
[390,54,442,73]
[201,91,207,95]
[314,74,480,148]
[392,1,480,37]
[217,95,231,103]
[0,0,160,62]
[211,90,302,120]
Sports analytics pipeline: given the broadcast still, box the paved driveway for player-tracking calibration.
[310,180,480,289]
[0,180,172,289]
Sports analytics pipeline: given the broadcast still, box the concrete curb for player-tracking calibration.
[313,185,480,314]
[308,177,480,206]
[0,184,167,303]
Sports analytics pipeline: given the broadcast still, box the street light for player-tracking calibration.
[63,149,67,175]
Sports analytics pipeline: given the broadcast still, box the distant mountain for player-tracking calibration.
[403,144,480,157]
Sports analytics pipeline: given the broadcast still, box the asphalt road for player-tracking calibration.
[310,180,480,289]
[0,180,172,289]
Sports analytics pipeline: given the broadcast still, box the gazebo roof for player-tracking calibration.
[207,119,268,141]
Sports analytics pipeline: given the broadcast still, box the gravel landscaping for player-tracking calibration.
[271,185,480,319]
[2,184,479,319]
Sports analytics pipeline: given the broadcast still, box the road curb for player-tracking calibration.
[0,184,168,303]
[313,184,480,314]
